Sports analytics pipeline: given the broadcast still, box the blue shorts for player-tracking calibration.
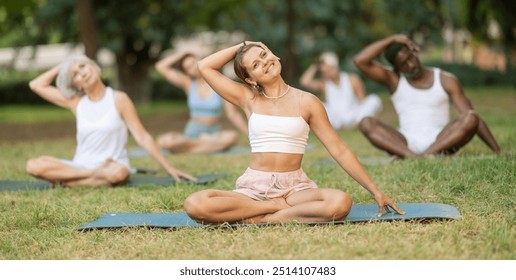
[184,120,221,139]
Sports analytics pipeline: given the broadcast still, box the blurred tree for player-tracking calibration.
[235,0,446,87]
[0,0,42,69]
[0,0,41,48]
[33,0,245,103]
[7,0,498,102]
[457,0,515,68]
[76,0,98,59]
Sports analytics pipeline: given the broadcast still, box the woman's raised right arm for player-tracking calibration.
[28,64,77,110]
[197,43,251,108]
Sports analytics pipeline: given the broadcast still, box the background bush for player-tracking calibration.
[1,63,514,105]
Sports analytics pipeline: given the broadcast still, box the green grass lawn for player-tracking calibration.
[0,86,514,260]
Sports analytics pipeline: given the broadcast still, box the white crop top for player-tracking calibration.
[248,113,309,154]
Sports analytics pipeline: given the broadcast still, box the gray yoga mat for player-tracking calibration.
[0,173,227,191]
[77,203,461,231]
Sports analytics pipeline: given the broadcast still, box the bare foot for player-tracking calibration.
[271,196,291,211]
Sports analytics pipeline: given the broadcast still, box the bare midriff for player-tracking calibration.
[249,153,304,172]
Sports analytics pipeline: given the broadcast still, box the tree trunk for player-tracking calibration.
[283,0,298,86]
[76,0,98,60]
[115,53,153,104]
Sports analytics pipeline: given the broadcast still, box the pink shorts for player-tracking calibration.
[233,167,318,201]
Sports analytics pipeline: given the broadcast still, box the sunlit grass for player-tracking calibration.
[0,86,514,260]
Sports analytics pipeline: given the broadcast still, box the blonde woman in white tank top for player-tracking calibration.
[354,34,500,158]
[26,55,195,187]
[183,41,405,225]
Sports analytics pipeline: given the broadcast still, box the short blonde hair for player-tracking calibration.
[56,55,101,98]
[319,52,339,67]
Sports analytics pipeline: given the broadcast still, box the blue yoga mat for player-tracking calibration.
[77,203,461,231]
[0,173,227,191]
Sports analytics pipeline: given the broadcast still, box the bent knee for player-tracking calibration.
[26,156,48,176]
[183,190,212,219]
[463,110,479,130]
[358,116,377,134]
[106,165,130,185]
[323,191,353,221]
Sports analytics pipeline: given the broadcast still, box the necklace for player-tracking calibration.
[262,85,290,99]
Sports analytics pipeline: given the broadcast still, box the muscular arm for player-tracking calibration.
[353,34,417,93]
[441,72,501,153]
[299,64,325,93]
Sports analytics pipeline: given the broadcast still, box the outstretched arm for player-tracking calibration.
[305,93,405,216]
[28,64,79,111]
[441,72,501,154]
[155,51,192,92]
[299,64,325,93]
[353,34,418,93]
[115,92,196,181]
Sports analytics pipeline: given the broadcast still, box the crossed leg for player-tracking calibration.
[183,188,352,225]
[26,156,129,187]
[157,130,238,154]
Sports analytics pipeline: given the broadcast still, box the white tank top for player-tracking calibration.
[73,87,130,169]
[324,73,359,112]
[248,113,309,154]
[391,68,450,136]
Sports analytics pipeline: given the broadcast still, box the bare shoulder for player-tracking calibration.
[439,69,462,93]
[297,88,325,116]
[439,69,461,84]
[113,90,130,101]
[298,88,322,105]
[112,90,136,111]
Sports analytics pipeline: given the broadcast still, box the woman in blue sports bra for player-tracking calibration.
[155,51,248,153]
[184,41,405,225]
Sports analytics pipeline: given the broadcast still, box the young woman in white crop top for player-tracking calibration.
[26,55,195,187]
[154,51,248,153]
[184,42,405,225]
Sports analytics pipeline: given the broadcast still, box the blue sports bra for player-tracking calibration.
[187,81,223,118]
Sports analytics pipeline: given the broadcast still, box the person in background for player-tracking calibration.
[353,34,500,158]
[300,51,382,129]
[155,51,248,153]
[26,54,195,186]
[183,41,404,225]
